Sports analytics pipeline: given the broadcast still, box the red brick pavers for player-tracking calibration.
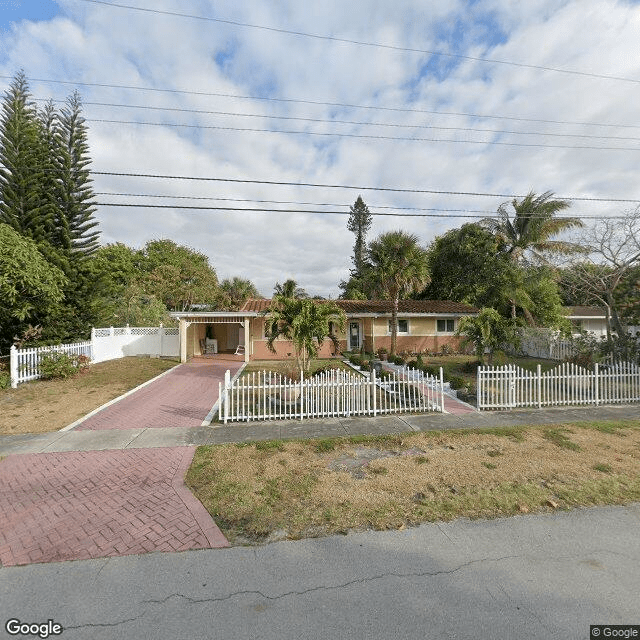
[78,361,242,430]
[0,447,228,567]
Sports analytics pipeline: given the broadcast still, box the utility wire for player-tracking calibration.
[31,98,640,142]
[85,118,640,151]
[78,0,640,85]
[3,75,638,130]
[90,172,640,203]
[94,192,495,213]
[94,202,632,219]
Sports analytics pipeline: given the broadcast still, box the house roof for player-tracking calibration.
[564,306,607,318]
[240,298,478,315]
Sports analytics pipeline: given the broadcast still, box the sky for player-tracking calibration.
[1,0,639,298]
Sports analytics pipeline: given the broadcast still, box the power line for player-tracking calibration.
[94,192,495,213]
[78,0,640,85]
[95,202,628,219]
[90,172,640,203]
[85,118,640,151]
[32,98,640,142]
[3,75,638,130]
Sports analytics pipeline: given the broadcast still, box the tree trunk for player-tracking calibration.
[391,297,399,356]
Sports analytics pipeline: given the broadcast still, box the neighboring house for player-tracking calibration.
[564,306,640,338]
[170,299,478,363]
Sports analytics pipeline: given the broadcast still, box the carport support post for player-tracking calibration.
[179,319,188,363]
[244,318,250,363]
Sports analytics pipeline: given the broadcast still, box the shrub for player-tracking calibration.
[407,359,419,369]
[38,352,91,380]
[421,364,439,377]
[416,353,424,368]
[462,359,482,373]
[440,343,454,355]
[448,375,466,390]
[392,355,405,366]
[310,362,338,377]
[349,354,362,367]
[0,370,10,389]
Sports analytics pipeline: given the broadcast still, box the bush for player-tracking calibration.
[349,354,362,367]
[440,343,454,355]
[406,359,419,369]
[38,352,91,380]
[392,355,405,366]
[448,375,466,390]
[0,370,10,389]
[416,353,424,368]
[462,359,482,373]
[421,364,440,377]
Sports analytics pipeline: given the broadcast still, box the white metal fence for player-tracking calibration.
[8,326,180,388]
[477,361,640,410]
[9,342,93,388]
[219,366,444,422]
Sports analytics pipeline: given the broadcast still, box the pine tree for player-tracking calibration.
[347,195,372,276]
[56,91,100,257]
[0,71,53,245]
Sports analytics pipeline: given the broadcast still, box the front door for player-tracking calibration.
[349,321,361,351]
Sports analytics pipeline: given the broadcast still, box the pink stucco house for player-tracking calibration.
[171,299,478,363]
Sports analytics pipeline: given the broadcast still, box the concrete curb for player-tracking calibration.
[60,363,183,432]
[201,362,247,427]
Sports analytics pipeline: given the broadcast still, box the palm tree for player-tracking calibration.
[273,278,308,299]
[263,297,346,372]
[481,191,583,320]
[220,277,260,310]
[481,191,582,264]
[367,231,430,356]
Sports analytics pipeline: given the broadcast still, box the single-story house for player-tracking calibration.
[170,299,479,363]
[565,306,640,338]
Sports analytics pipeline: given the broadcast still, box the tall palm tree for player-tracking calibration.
[367,231,430,356]
[481,191,583,320]
[481,191,582,264]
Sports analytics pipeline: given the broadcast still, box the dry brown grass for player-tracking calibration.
[186,421,640,544]
[0,357,179,434]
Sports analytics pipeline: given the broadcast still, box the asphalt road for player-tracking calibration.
[1,503,639,640]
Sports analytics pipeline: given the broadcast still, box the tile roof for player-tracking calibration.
[565,306,607,318]
[240,298,478,314]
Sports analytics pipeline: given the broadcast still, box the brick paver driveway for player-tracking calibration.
[0,447,228,567]
[78,360,242,430]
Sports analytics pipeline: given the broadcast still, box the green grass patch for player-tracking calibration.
[542,428,581,451]
[593,463,613,473]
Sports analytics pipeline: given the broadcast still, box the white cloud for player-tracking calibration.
[1,0,639,298]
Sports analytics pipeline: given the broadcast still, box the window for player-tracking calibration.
[437,318,455,333]
[388,319,409,334]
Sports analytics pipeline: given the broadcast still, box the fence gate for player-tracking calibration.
[477,364,517,410]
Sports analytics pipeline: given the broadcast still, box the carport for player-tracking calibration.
[170,311,258,363]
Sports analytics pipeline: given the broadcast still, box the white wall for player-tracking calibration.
[91,327,179,363]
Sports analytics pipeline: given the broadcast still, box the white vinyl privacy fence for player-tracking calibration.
[477,361,640,410]
[219,366,444,423]
[9,326,179,388]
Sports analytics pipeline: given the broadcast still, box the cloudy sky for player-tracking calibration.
[1,0,639,298]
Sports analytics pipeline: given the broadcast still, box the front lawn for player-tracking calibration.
[0,356,179,434]
[241,358,351,378]
[186,420,640,544]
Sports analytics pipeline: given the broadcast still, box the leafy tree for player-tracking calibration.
[273,278,308,299]
[264,297,346,372]
[367,231,430,355]
[220,277,260,310]
[456,308,519,365]
[142,240,220,311]
[0,223,66,352]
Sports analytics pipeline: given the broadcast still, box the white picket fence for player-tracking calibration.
[9,342,93,387]
[219,366,444,423]
[9,326,180,388]
[477,361,640,410]
[516,334,576,361]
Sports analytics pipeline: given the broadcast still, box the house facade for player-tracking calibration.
[171,299,478,363]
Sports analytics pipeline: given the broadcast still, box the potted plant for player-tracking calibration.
[378,348,388,361]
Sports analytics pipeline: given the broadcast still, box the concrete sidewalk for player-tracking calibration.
[2,403,640,456]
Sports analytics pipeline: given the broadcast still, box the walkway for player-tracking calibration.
[77,360,242,430]
[0,447,228,567]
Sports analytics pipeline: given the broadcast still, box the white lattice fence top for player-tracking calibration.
[131,327,159,335]
[94,328,111,337]
[164,328,179,335]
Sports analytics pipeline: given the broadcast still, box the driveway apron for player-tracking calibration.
[77,361,242,430]
[0,447,229,567]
